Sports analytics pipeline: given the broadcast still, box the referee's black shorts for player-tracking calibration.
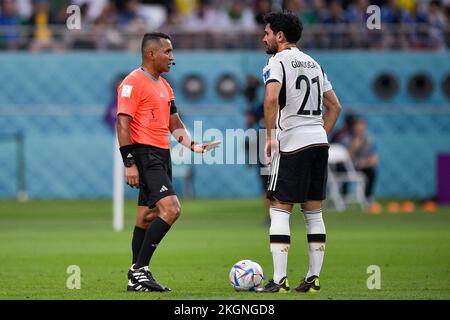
[133,144,176,208]
[267,144,329,204]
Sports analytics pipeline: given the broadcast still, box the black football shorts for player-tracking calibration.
[267,145,329,204]
[133,144,176,208]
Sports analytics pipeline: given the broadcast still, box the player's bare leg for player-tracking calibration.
[258,198,292,293]
[295,200,326,293]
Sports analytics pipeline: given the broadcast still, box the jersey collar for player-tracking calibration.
[140,67,160,82]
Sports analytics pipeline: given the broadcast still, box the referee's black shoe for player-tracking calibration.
[127,279,149,292]
[128,265,171,292]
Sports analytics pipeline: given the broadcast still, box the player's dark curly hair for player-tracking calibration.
[264,11,303,43]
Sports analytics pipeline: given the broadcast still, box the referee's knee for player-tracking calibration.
[169,204,181,220]
[160,204,181,224]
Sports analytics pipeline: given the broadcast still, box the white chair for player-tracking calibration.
[327,143,367,211]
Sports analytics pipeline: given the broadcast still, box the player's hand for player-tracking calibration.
[192,140,221,153]
[265,138,278,165]
[125,164,139,188]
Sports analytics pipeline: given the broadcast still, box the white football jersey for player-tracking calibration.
[263,48,333,152]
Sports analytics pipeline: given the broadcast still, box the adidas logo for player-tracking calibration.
[315,245,325,252]
[160,185,168,192]
[127,153,133,158]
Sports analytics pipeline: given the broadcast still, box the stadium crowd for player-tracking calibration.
[0,0,448,50]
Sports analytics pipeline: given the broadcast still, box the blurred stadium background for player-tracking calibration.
[0,0,449,300]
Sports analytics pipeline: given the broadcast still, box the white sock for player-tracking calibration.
[269,207,291,284]
[303,208,326,279]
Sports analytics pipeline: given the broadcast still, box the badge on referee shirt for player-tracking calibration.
[121,85,133,98]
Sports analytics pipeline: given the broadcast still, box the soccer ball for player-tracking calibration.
[229,259,264,291]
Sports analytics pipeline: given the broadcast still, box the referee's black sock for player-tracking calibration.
[134,217,171,269]
[131,226,146,264]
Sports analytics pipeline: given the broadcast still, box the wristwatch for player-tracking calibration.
[124,158,135,168]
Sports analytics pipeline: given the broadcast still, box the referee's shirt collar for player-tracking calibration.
[140,67,160,82]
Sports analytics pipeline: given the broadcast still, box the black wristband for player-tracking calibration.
[190,141,195,152]
[170,101,178,115]
[119,145,135,163]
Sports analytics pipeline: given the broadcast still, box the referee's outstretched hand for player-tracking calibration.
[192,140,221,153]
[125,164,139,188]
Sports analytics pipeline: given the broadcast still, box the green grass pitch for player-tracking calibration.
[0,198,449,300]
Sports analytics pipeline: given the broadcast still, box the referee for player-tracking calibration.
[116,32,219,292]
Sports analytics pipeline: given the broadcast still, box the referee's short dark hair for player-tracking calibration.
[264,11,303,44]
[141,32,171,53]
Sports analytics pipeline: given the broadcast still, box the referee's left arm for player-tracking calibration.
[169,105,221,153]
[169,110,195,151]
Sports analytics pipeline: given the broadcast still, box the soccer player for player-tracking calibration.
[116,32,219,292]
[257,12,342,293]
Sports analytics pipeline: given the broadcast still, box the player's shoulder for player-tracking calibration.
[264,55,274,67]
[120,69,143,87]
[263,55,283,76]
[270,51,285,63]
